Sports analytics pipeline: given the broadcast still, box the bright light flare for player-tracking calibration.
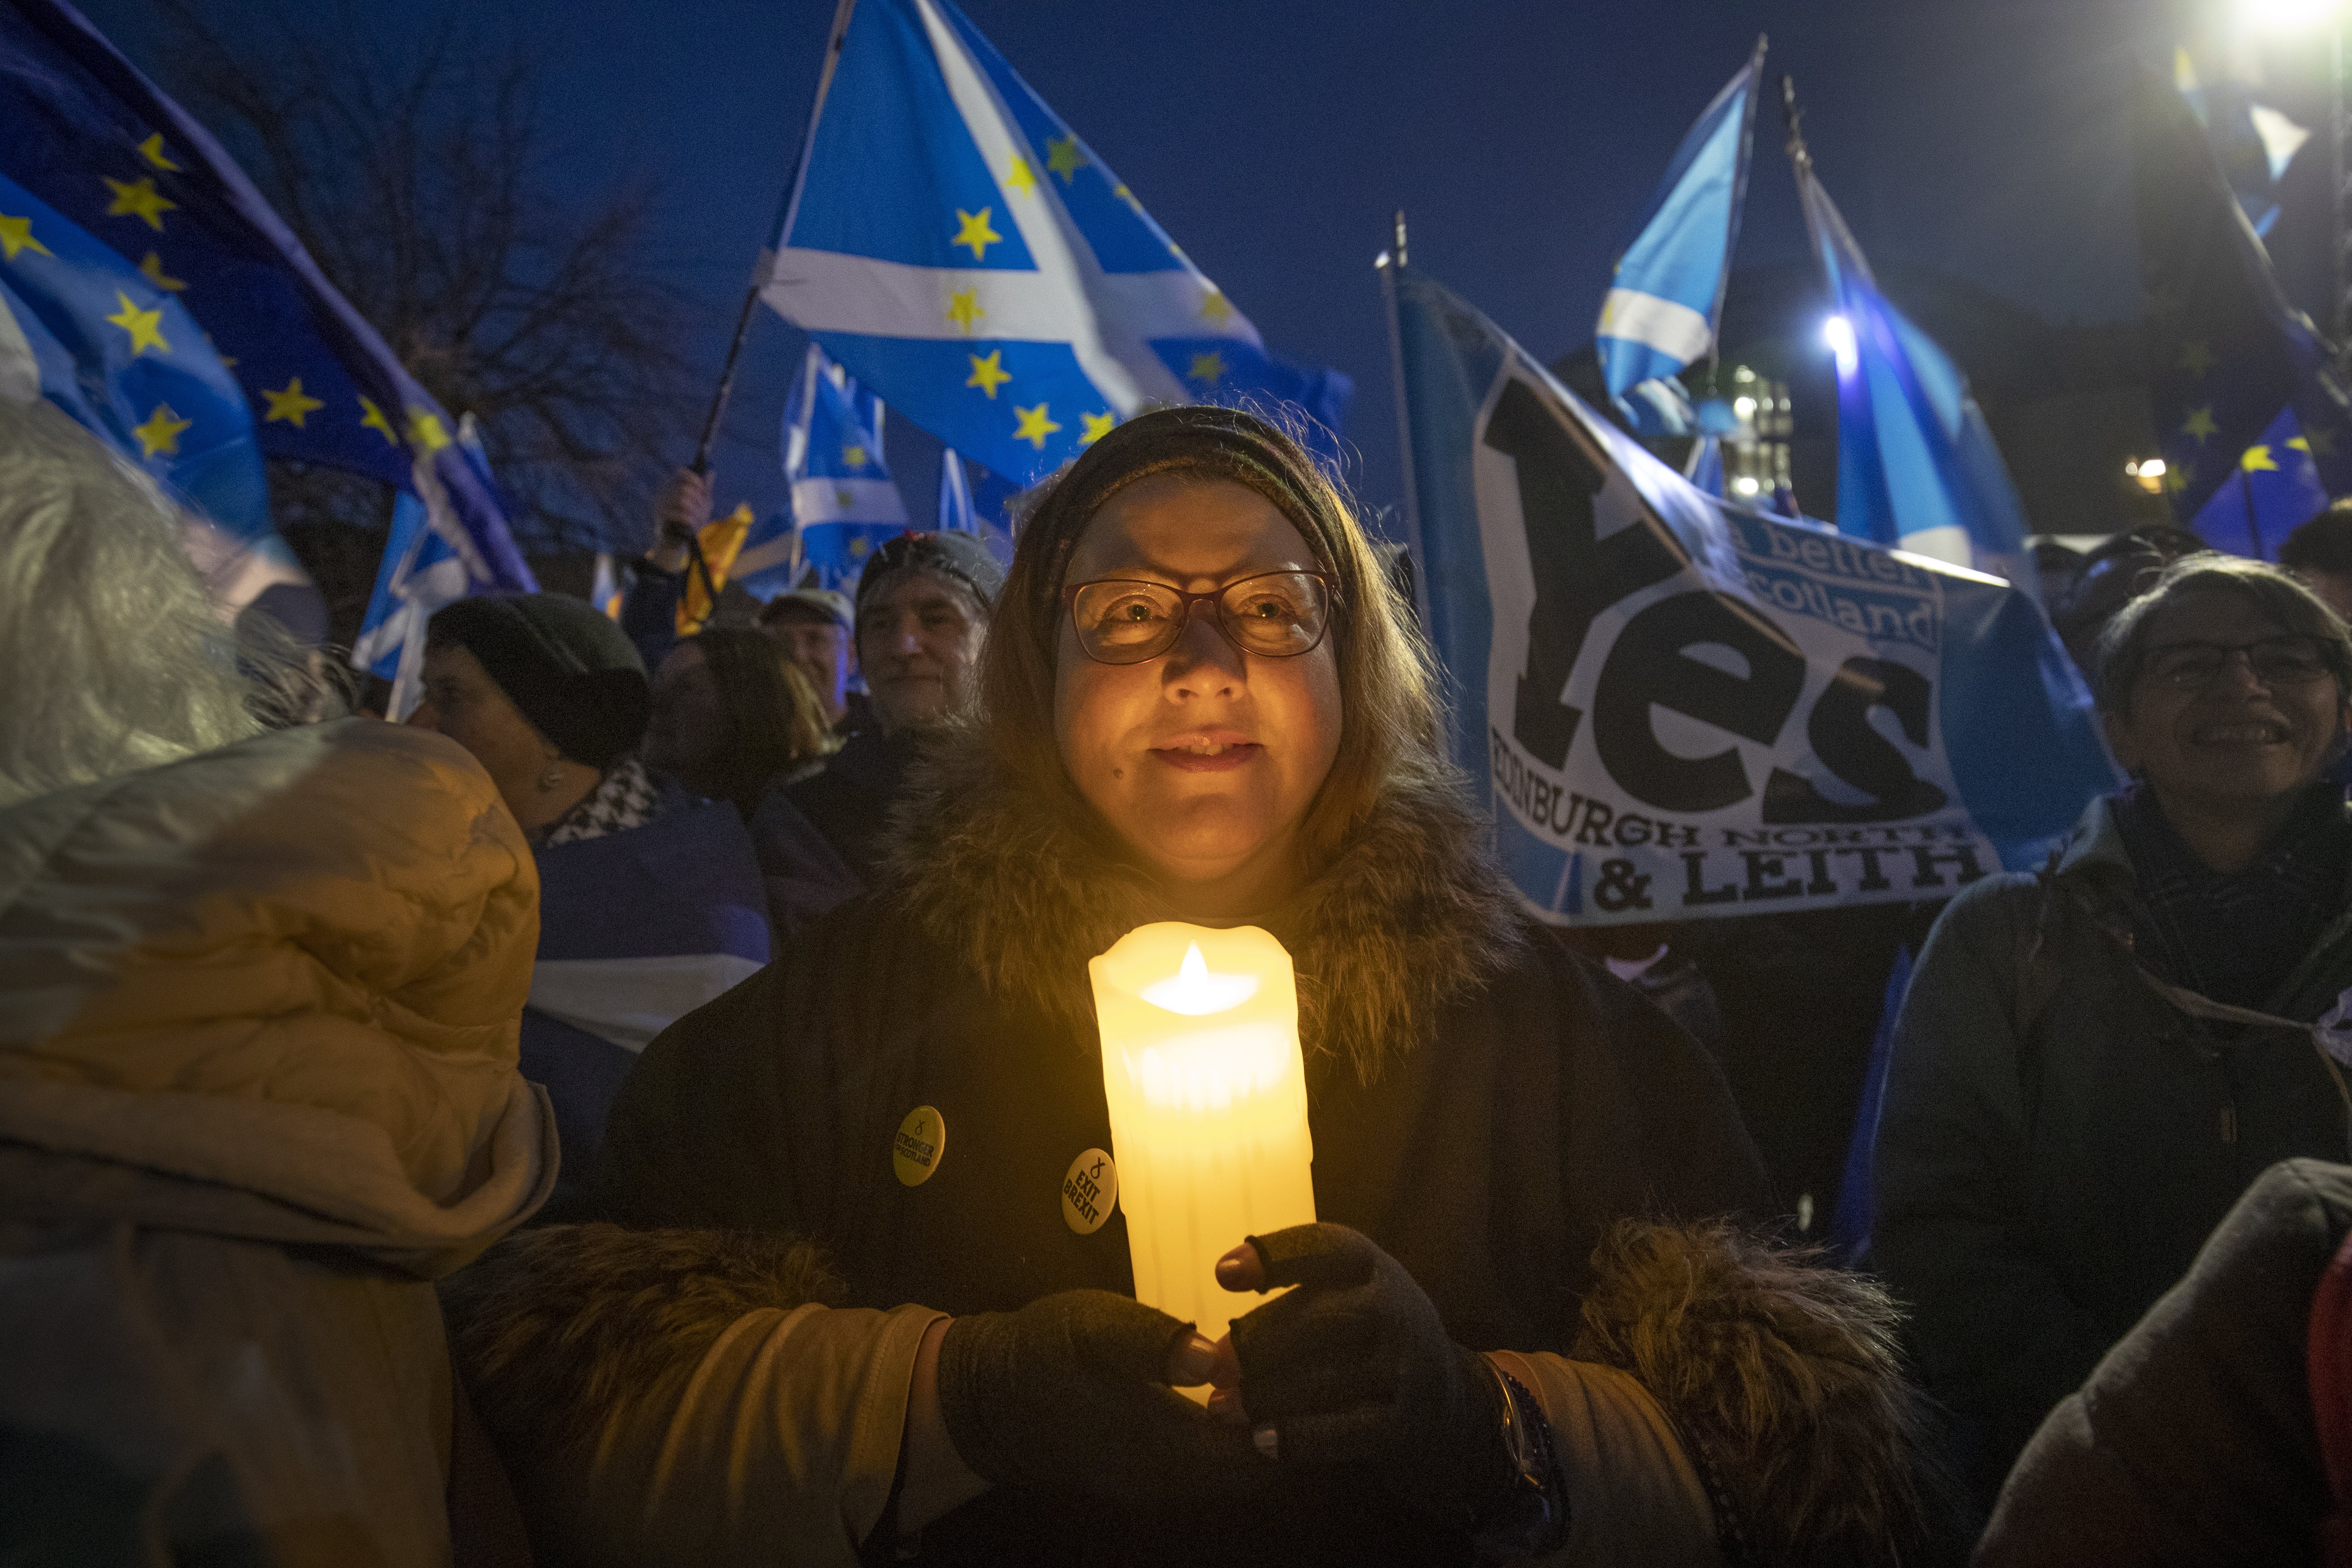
[1822,315,1858,377]
[1733,475,1762,496]
[1732,395,1758,419]
[2241,0,2341,34]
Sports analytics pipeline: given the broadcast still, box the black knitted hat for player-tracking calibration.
[426,593,650,769]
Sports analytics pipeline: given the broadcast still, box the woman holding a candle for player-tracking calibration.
[444,407,1951,1565]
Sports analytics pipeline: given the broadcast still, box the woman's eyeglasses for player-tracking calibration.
[1062,570,1336,666]
[2145,635,2337,692]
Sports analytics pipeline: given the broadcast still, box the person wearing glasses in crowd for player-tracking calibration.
[440,407,1948,1567]
[1874,554,2352,1523]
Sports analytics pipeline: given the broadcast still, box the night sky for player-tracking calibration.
[82,0,2237,545]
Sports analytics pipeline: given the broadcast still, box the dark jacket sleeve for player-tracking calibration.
[1975,1158,2352,1567]
[747,786,867,940]
[1871,878,2112,1493]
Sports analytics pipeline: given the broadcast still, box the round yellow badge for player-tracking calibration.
[893,1105,946,1187]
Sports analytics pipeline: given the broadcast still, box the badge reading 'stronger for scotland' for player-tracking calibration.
[894,1106,946,1187]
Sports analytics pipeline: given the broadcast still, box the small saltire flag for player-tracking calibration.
[677,502,754,635]
[1594,38,1764,436]
[1385,258,2115,927]
[937,447,1018,567]
[0,0,535,599]
[352,413,502,717]
[0,168,296,606]
[2192,404,2329,560]
[784,342,910,591]
[757,0,1352,486]
[1684,434,1725,499]
[2137,64,2352,528]
[729,510,801,600]
[351,491,466,714]
[1794,150,2036,588]
[2174,45,2309,238]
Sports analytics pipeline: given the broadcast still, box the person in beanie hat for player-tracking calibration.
[413,593,654,840]
[748,530,1010,932]
[412,593,771,1218]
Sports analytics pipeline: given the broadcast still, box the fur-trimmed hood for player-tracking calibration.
[877,727,1527,1081]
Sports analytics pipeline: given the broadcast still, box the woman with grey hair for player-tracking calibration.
[1873,552,2352,1522]
[0,398,556,1563]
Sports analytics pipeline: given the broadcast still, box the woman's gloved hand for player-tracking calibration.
[935,1288,1273,1503]
[1219,1223,1516,1520]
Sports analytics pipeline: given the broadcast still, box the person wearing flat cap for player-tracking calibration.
[748,529,1008,934]
[411,593,772,1218]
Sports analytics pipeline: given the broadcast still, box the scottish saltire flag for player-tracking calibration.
[2137,66,2352,527]
[1386,260,2115,926]
[351,492,465,716]
[937,447,1018,567]
[1594,40,1764,436]
[730,510,801,598]
[1794,158,2036,589]
[0,169,296,603]
[352,415,504,717]
[2191,404,2329,559]
[0,0,534,596]
[783,342,909,590]
[757,0,1351,486]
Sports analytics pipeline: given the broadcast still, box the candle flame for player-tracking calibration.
[1140,940,1260,1016]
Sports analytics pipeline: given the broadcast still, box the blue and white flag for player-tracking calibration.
[1795,156,2037,590]
[351,491,466,715]
[758,0,1351,485]
[729,508,801,600]
[784,341,909,591]
[937,447,1018,567]
[351,414,499,717]
[1388,260,2116,926]
[0,168,298,606]
[1594,40,1764,436]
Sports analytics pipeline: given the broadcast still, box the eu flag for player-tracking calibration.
[0,168,287,600]
[757,0,1351,485]
[2136,64,2352,525]
[0,0,533,591]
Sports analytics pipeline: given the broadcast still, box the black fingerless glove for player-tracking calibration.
[935,1288,1271,1504]
[1226,1224,1517,1521]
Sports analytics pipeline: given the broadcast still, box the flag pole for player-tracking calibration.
[1376,209,1427,627]
[687,0,861,476]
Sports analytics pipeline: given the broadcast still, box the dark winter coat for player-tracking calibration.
[446,732,1949,1565]
[1974,1158,2352,1565]
[1874,795,2352,1508]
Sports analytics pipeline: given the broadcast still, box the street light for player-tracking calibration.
[1822,314,1858,377]
[2243,0,2339,31]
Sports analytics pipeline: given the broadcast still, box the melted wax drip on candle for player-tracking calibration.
[1140,942,1260,1016]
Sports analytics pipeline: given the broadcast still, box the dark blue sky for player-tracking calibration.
[90,0,2207,541]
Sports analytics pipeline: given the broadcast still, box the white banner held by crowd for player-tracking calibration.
[1389,263,2117,926]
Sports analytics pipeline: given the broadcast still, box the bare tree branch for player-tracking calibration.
[148,0,705,557]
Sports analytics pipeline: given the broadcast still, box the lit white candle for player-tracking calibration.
[1089,922,1317,1359]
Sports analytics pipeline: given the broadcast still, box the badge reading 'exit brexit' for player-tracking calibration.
[894,1106,946,1186]
[1061,1148,1118,1234]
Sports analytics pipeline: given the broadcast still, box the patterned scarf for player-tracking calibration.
[2111,778,2352,1011]
[541,754,662,847]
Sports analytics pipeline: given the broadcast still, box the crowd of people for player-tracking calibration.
[8,386,2352,1565]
